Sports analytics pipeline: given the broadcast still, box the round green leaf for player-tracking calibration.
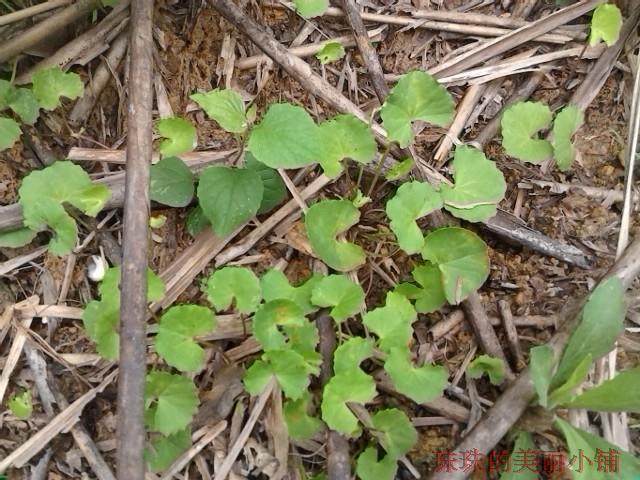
[384,346,448,403]
[363,291,416,353]
[245,152,287,214]
[32,67,84,110]
[248,103,323,168]
[501,101,553,163]
[244,349,315,399]
[8,88,40,125]
[0,227,37,248]
[371,408,417,458]
[589,3,622,47]
[155,305,215,372]
[421,227,489,304]
[410,263,447,313]
[467,354,506,385]
[444,203,497,223]
[321,368,376,435]
[318,114,377,177]
[19,161,111,255]
[0,117,21,151]
[385,157,414,181]
[381,71,454,148]
[310,274,365,322]
[386,181,443,255]
[145,372,198,436]
[145,429,191,473]
[356,447,397,480]
[191,88,247,133]
[150,156,195,207]
[261,269,322,314]
[157,117,197,157]
[316,40,345,65]
[284,393,323,439]
[293,0,328,18]
[552,104,583,172]
[439,146,506,209]
[333,337,374,374]
[8,390,32,419]
[205,266,261,314]
[253,299,306,351]
[304,199,365,272]
[197,165,263,237]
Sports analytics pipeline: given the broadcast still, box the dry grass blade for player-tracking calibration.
[430,0,602,79]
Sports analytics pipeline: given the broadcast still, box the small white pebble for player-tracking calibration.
[87,255,108,282]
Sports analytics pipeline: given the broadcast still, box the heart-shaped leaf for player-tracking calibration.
[191,88,247,133]
[371,408,417,458]
[155,305,216,372]
[467,354,506,385]
[589,3,622,47]
[144,372,198,436]
[252,299,307,351]
[317,114,377,177]
[321,368,376,435]
[386,181,443,254]
[384,346,448,403]
[150,156,194,207]
[32,67,84,110]
[356,447,397,480]
[293,0,329,18]
[197,165,263,237]
[394,263,446,313]
[333,337,374,374]
[157,117,197,157]
[440,146,505,220]
[244,349,316,399]
[0,117,21,150]
[145,429,191,473]
[6,87,39,124]
[283,393,323,439]
[305,199,366,272]
[381,71,454,148]
[261,269,322,314]
[19,161,111,255]
[205,266,262,314]
[363,291,416,352]
[501,101,553,163]
[310,274,365,322]
[421,227,489,304]
[552,104,583,171]
[248,103,323,168]
[316,40,345,65]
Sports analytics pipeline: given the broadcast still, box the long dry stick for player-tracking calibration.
[428,237,640,480]
[0,0,73,27]
[0,0,99,63]
[116,0,154,477]
[338,0,388,102]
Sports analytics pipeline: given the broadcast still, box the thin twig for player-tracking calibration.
[116,0,154,476]
[338,0,388,102]
[0,0,73,27]
[0,0,100,63]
